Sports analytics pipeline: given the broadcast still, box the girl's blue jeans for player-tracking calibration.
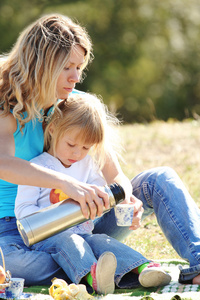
[1,167,200,286]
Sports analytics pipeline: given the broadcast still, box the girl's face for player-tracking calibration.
[56,45,85,99]
[48,126,94,168]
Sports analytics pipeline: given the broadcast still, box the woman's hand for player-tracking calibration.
[60,179,110,220]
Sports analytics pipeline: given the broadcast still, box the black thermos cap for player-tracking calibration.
[109,183,125,204]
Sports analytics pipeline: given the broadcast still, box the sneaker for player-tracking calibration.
[138,262,171,288]
[91,251,117,295]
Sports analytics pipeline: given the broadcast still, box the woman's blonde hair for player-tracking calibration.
[0,14,92,128]
[44,93,121,168]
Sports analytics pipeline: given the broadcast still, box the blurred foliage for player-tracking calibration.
[1,0,200,123]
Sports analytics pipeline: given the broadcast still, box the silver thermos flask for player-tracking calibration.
[17,183,125,247]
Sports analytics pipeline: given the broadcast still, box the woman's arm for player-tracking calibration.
[0,113,110,219]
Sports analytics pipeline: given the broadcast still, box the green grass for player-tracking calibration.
[118,119,200,261]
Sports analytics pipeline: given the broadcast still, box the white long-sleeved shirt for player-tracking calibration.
[15,152,106,234]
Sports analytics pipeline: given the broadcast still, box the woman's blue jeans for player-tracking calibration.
[1,166,200,285]
[94,166,200,284]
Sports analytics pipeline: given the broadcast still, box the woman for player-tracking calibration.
[0,13,143,286]
[0,13,200,286]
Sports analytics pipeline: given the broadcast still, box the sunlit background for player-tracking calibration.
[1,0,200,123]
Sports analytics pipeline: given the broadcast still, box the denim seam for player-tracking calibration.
[143,182,153,207]
[132,184,153,208]
[180,264,200,275]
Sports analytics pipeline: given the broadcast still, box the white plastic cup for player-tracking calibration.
[5,278,24,299]
[114,204,134,226]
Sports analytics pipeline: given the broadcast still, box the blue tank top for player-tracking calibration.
[0,90,82,218]
[0,114,44,218]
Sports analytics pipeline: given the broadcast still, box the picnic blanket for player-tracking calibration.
[1,260,200,300]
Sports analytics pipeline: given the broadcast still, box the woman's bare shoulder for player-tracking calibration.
[0,111,17,135]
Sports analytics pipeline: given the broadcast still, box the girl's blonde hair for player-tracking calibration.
[0,14,92,128]
[44,93,121,168]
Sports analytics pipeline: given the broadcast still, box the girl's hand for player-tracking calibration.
[61,179,109,220]
[128,195,144,230]
[107,172,144,230]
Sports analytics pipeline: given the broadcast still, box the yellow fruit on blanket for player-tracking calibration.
[50,189,69,204]
[49,278,94,300]
[0,265,6,284]
[51,277,69,289]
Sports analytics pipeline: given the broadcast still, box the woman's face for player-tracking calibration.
[56,45,85,99]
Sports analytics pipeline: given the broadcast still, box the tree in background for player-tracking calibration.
[1,0,200,123]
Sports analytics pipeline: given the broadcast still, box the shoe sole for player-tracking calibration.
[139,267,171,288]
[96,251,117,295]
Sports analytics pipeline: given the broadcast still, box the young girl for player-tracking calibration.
[15,93,171,295]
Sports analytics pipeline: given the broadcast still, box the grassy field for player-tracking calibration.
[118,119,200,261]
